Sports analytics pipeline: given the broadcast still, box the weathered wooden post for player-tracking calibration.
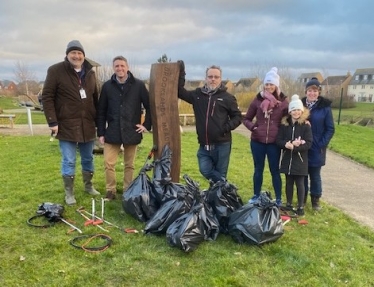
[149,63,181,182]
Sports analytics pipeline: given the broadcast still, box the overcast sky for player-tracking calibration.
[1,0,373,83]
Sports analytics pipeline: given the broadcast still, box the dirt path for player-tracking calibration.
[2,123,374,230]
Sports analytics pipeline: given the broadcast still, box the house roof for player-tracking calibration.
[186,80,204,89]
[353,68,374,75]
[235,77,257,87]
[298,72,322,79]
[321,76,348,86]
[1,80,16,87]
[349,68,374,85]
[86,57,101,67]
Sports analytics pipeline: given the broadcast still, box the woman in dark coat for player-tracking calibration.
[301,77,335,210]
[276,95,312,216]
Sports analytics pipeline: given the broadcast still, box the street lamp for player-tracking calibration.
[337,86,343,125]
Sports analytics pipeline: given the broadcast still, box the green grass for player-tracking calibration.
[329,124,374,168]
[0,95,19,109]
[0,96,47,124]
[332,102,374,125]
[1,132,374,286]
[2,95,374,126]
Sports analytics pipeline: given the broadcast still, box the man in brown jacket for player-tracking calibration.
[42,40,100,205]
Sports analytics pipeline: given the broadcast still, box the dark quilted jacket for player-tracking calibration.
[97,72,151,145]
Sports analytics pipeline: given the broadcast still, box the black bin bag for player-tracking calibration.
[122,171,159,222]
[152,145,175,204]
[206,179,243,234]
[144,185,194,234]
[166,199,220,252]
[228,192,284,245]
[144,174,200,235]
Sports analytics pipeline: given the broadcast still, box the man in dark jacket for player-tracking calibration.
[177,61,242,183]
[42,40,100,205]
[97,56,151,200]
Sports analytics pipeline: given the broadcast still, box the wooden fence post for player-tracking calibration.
[149,62,181,182]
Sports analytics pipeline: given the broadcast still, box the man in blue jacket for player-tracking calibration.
[177,61,242,183]
[97,56,151,200]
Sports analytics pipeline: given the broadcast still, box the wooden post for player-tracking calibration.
[149,62,181,182]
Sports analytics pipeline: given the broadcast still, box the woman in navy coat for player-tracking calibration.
[301,78,335,210]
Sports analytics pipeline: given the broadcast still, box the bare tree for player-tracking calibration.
[96,58,142,92]
[246,63,303,98]
[13,61,40,105]
[14,61,36,94]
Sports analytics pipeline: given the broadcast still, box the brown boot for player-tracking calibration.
[82,171,100,196]
[104,191,116,201]
[311,196,321,211]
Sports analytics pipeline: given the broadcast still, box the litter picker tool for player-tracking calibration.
[78,205,120,229]
[140,145,157,173]
[59,217,83,234]
[49,131,56,142]
[76,206,109,232]
[91,198,103,225]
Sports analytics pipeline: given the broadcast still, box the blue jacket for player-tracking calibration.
[301,96,335,167]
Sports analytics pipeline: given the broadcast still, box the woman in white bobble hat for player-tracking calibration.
[276,94,312,216]
[243,67,289,206]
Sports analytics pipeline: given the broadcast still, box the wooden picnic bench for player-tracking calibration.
[0,114,16,128]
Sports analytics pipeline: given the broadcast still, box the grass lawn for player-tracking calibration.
[332,102,374,125]
[0,131,374,286]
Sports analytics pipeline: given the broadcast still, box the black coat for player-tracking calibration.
[97,72,151,145]
[276,110,312,176]
[178,84,242,145]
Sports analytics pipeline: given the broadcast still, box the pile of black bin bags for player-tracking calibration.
[122,145,284,252]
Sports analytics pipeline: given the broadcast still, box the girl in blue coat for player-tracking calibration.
[301,78,335,210]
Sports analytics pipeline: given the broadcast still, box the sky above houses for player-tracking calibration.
[0,0,373,83]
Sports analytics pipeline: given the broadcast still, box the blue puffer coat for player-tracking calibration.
[301,96,335,167]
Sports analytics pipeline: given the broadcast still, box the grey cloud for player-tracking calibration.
[1,0,374,82]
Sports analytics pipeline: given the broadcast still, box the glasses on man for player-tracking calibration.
[207,75,220,79]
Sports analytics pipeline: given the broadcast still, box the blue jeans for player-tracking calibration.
[197,142,231,182]
[250,140,282,200]
[304,166,322,198]
[59,140,95,176]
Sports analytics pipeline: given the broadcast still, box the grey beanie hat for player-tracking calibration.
[66,40,85,56]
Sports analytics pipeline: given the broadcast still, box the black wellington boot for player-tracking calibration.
[311,196,321,211]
